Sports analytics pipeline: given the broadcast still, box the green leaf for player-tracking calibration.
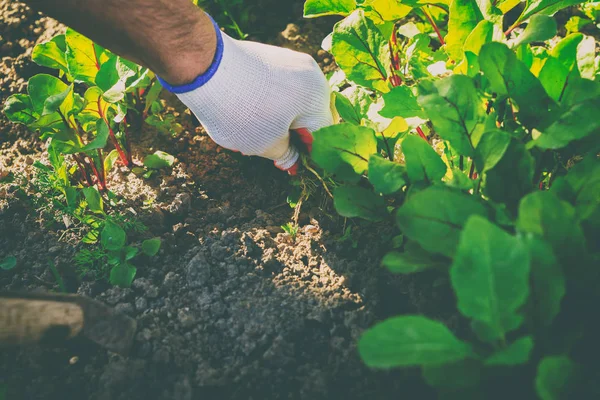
[576,35,595,80]
[312,123,377,182]
[95,56,137,103]
[3,94,38,125]
[333,185,387,221]
[304,0,357,17]
[27,74,69,115]
[143,79,163,113]
[0,256,17,271]
[479,42,557,129]
[484,139,534,212]
[535,356,576,400]
[32,34,69,74]
[382,241,445,273]
[534,97,600,149]
[141,238,161,256]
[518,0,589,26]
[359,316,473,368]
[331,10,389,92]
[80,119,110,152]
[525,237,565,327]
[379,86,426,119]
[334,92,361,124]
[514,15,557,47]
[396,186,488,257]
[124,246,139,261]
[103,150,120,173]
[474,130,511,173]
[368,154,406,194]
[143,151,175,169]
[418,75,484,156]
[42,84,73,116]
[101,221,126,251]
[65,28,105,85]
[422,359,481,389]
[82,187,104,214]
[401,135,447,183]
[538,56,570,101]
[109,263,137,288]
[82,230,99,244]
[450,216,530,339]
[445,0,483,61]
[485,336,534,365]
[517,191,587,267]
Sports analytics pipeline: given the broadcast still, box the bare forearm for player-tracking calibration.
[23,0,216,85]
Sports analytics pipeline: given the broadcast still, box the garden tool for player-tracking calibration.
[0,291,137,355]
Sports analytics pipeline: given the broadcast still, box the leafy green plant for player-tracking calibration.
[281,222,299,239]
[305,0,599,397]
[0,256,17,271]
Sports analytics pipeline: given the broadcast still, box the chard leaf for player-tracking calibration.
[396,186,488,257]
[379,86,426,119]
[32,34,69,74]
[144,151,175,169]
[103,149,121,173]
[27,74,68,116]
[485,336,534,365]
[333,185,387,221]
[331,9,389,92]
[368,154,406,195]
[101,221,126,251]
[518,0,589,26]
[418,75,484,157]
[304,0,357,17]
[312,123,377,182]
[0,256,17,271]
[534,96,600,149]
[479,42,558,129]
[450,216,530,339]
[474,130,511,173]
[334,91,361,124]
[359,316,473,368]
[538,56,570,101]
[401,135,447,183]
[81,119,110,152]
[109,262,136,288]
[82,187,104,214]
[517,191,587,267]
[484,139,534,213]
[96,56,137,103]
[65,28,106,85]
[142,238,162,256]
[43,84,73,116]
[382,241,445,273]
[143,79,163,113]
[525,237,565,327]
[79,86,111,131]
[445,0,483,61]
[536,356,577,400]
[514,15,557,47]
[3,94,38,125]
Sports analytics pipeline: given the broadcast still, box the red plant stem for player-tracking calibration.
[423,7,445,46]
[97,149,106,187]
[73,154,94,187]
[469,160,476,179]
[416,126,428,141]
[122,117,134,164]
[98,102,130,167]
[539,181,544,190]
[86,156,106,191]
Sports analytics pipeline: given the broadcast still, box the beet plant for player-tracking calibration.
[2,29,169,287]
[305,0,600,397]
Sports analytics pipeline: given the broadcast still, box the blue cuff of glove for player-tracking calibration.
[156,14,224,94]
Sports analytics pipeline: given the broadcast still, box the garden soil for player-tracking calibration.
[0,1,457,399]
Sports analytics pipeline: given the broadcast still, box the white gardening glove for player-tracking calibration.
[157,16,333,174]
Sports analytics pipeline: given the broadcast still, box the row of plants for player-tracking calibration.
[304,0,599,397]
[2,29,173,287]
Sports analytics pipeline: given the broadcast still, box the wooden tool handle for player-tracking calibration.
[0,298,84,345]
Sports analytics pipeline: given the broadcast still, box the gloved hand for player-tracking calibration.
[157,16,333,174]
